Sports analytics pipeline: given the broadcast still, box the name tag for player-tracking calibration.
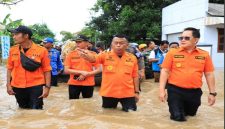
[174,55,184,58]
[195,56,205,60]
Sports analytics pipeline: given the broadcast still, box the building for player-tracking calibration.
[162,0,224,68]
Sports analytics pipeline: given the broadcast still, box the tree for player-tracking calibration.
[0,0,23,5]
[85,0,181,45]
[0,14,23,45]
[60,31,74,42]
[30,23,55,44]
[79,27,100,43]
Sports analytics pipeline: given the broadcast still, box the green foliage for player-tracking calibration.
[60,31,74,42]
[0,14,23,46]
[79,27,100,43]
[30,23,55,44]
[85,0,180,45]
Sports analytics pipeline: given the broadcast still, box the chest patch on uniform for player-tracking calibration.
[106,56,115,61]
[126,58,133,62]
[107,65,113,71]
[71,57,80,59]
[32,54,40,57]
[195,56,205,60]
[174,55,184,58]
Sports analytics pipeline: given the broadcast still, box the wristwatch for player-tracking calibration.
[44,85,51,89]
[135,91,140,95]
[209,92,217,97]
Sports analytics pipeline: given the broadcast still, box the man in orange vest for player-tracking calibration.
[77,34,140,112]
[159,27,216,121]
[64,35,101,99]
[7,26,52,109]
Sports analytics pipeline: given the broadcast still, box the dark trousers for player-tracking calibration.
[51,75,58,86]
[69,85,94,99]
[13,85,44,109]
[102,97,137,112]
[167,84,202,121]
[153,71,160,82]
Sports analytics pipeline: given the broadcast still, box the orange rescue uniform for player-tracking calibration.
[7,43,52,88]
[162,47,214,89]
[95,51,138,98]
[64,50,99,86]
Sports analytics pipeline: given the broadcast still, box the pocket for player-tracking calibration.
[193,59,205,71]
[124,63,133,74]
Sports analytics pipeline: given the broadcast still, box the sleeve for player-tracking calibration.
[7,49,13,70]
[96,53,105,64]
[204,54,214,72]
[161,51,173,70]
[41,49,52,72]
[57,51,64,70]
[64,52,71,68]
[149,50,155,59]
[132,58,139,78]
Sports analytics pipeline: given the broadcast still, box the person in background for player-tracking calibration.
[143,40,156,79]
[127,44,145,91]
[43,37,64,86]
[7,26,51,109]
[88,41,99,53]
[149,40,169,82]
[159,27,216,122]
[96,43,105,53]
[158,42,179,68]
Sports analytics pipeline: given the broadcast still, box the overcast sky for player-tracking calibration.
[0,0,97,40]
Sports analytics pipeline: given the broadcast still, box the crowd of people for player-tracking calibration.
[5,25,216,122]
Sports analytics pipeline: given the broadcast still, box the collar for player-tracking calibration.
[109,50,128,57]
[178,47,201,53]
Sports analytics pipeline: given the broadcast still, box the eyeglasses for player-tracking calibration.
[178,36,191,41]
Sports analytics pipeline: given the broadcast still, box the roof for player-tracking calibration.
[208,3,224,17]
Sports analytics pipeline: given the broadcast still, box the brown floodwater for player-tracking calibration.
[0,66,224,129]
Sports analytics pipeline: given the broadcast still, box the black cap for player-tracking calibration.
[72,35,89,42]
[8,25,33,37]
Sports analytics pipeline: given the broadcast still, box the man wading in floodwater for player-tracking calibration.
[6,26,52,109]
[76,34,140,112]
[159,27,216,121]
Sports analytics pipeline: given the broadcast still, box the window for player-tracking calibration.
[218,28,224,53]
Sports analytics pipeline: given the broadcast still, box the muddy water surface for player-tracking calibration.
[0,66,224,129]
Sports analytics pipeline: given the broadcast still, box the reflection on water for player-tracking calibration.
[0,66,224,129]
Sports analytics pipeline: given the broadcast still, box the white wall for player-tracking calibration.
[162,0,208,40]
[162,0,224,68]
[203,27,224,68]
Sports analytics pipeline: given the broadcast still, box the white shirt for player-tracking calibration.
[149,48,164,59]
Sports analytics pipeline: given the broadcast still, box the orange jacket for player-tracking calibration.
[7,43,51,88]
[162,47,214,89]
[96,51,138,98]
[64,50,99,86]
